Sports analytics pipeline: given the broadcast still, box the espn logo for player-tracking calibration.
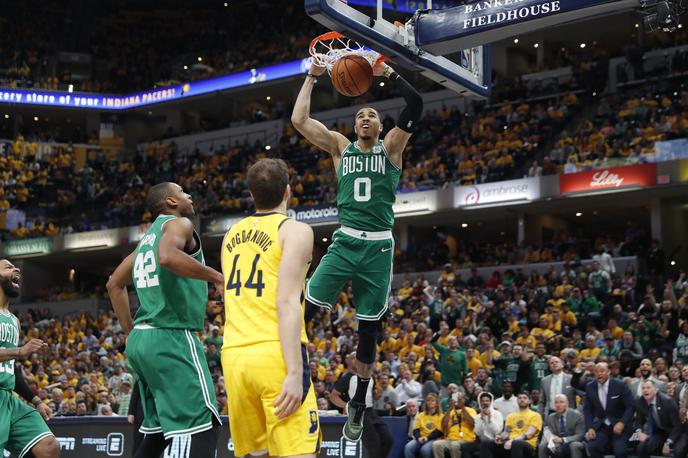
[107,433,124,456]
[57,437,75,451]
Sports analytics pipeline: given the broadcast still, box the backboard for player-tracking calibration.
[305,0,492,98]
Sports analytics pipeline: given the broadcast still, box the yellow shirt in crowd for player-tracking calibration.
[506,409,542,448]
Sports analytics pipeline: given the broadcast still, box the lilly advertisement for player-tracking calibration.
[454,177,541,208]
[559,163,657,194]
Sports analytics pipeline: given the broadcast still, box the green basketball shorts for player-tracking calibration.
[0,389,54,458]
[126,326,221,439]
[306,226,394,321]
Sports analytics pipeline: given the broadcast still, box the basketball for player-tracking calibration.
[331,54,373,97]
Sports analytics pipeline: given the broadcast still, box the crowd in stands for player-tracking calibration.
[11,250,688,456]
[0,0,321,93]
[548,81,688,174]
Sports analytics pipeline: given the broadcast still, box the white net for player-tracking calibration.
[309,32,383,74]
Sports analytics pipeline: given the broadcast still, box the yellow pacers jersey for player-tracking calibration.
[221,212,308,349]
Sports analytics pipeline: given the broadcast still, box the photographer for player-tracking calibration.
[432,391,479,458]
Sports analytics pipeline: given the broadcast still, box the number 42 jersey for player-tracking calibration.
[221,212,308,350]
[132,214,208,330]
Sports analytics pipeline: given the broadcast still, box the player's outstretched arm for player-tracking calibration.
[158,217,223,286]
[274,219,314,420]
[291,64,349,157]
[0,338,47,362]
[106,251,136,334]
[378,63,423,168]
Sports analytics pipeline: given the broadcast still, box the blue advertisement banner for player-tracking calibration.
[0,58,312,110]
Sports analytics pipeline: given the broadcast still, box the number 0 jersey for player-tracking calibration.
[337,140,401,232]
[132,214,208,330]
[221,212,308,349]
[0,311,19,391]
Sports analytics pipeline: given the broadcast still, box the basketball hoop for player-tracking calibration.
[309,31,388,74]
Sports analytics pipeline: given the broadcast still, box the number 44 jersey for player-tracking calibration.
[132,215,208,330]
[221,212,309,350]
[337,141,401,232]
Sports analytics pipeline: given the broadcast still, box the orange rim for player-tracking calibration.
[309,31,393,65]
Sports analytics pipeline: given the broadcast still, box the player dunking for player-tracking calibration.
[220,159,320,457]
[107,183,223,458]
[292,61,422,440]
[0,260,59,458]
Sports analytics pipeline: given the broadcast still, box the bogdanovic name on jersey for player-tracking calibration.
[341,151,386,177]
[225,228,274,254]
[0,321,18,346]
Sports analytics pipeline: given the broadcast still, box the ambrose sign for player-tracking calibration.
[559,164,657,194]
[454,177,540,208]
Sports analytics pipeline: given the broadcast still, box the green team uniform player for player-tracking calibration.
[107,183,224,456]
[0,260,59,458]
[306,140,400,320]
[293,60,423,441]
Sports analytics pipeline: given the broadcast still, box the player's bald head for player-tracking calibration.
[146,182,177,216]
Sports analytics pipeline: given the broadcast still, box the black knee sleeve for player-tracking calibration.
[304,299,319,324]
[356,320,378,364]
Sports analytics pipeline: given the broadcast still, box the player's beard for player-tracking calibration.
[0,276,20,298]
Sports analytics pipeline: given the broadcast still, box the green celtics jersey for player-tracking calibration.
[530,357,550,390]
[0,311,19,391]
[337,140,401,232]
[132,215,208,330]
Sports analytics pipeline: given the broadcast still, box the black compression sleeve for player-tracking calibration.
[13,368,36,403]
[391,73,423,132]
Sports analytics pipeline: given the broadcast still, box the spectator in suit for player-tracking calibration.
[540,357,576,417]
[539,394,585,458]
[629,358,667,399]
[583,362,635,458]
[634,379,685,458]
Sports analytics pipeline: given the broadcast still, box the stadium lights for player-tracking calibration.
[197,57,203,62]
[575,212,583,217]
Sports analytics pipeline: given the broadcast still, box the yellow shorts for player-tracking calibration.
[221,341,321,457]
